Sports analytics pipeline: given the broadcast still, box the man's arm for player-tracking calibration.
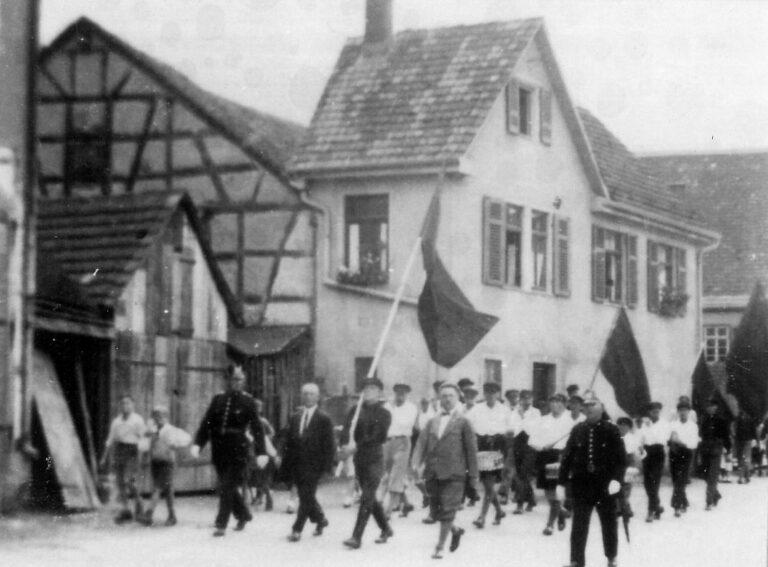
[558,427,577,485]
[462,419,479,482]
[249,401,267,456]
[321,414,337,473]
[608,426,626,483]
[193,399,215,450]
[410,423,428,471]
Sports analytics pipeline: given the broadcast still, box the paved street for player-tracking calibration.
[0,476,765,567]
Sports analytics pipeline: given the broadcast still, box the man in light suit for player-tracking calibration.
[278,383,336,542]
[412,383,479,559]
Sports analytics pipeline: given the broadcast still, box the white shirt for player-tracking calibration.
[300,405,317,434]
[438,407,459,438]
[417,406,436,431]
[640,419,671,446]
[670,419,700,449]
[148,421,192,462]
[515,405,542,436]
[528,411,573,451]
[106,412,146,447]
[466,401,515,435]
[386,401,418,437]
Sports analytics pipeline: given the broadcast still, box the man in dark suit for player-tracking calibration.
[340,377,393,549]
[279,382,336,542]
[557,394,624,567]
[699,396,731,510]
[412,383,478,559]
[190,365,266,537]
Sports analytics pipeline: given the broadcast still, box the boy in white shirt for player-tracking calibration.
[668,400,699,517]
[616,417,641,521]
[639,401,671,522]
[140,406,191,526]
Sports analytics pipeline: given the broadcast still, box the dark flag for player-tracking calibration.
[691,351,733,421]
[598,307,651,416]
[417,189,499,368]
[726,281,768,419]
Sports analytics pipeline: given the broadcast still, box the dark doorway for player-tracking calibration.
[532,362,556,410]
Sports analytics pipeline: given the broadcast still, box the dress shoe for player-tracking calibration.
[314,517,329,536]
[472,517,485,529]
[493,510,506,526]
[449,527,465,552]
[512,505,524,515]
[714,493,722,506]
[705,504,713,511]
[557,512,567,531]
[288,532,301,542]
[653,506,664,520]
[213,528,226,537]
[432,549,444,560]
[374,527,394,544]
[343,537,361,549]
[422,516,437,524]
[234,516,252,531]
[562,563,581,567]
[543,526,554,536]
[607,559,618,567]
[138,511,153,526]
[645,514,654,523]
[674,509,681,518]
[114,510,133,524]
[400,503,415,518]
[165,516,177,527]
[422,496,430,508]
[525,502,536,512]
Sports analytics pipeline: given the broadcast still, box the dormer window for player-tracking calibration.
[506,79,552,145]
[519,87,532,135]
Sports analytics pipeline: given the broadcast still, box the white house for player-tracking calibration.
[291,2,719,414]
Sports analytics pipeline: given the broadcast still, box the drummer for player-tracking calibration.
[528,393,574,536]
[465,382,515,528]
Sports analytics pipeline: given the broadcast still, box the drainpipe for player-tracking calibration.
[297,187,331,281]
[696,237,721,356]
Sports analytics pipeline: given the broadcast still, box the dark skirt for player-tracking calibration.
[536,448,561,490]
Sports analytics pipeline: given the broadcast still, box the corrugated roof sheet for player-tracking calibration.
[42,17,306,181]
[291,18,542,174]
[228,325,308,357]
[577,108,699,223]
[642,152,768,297]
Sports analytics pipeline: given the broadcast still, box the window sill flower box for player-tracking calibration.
[659,287,689,318]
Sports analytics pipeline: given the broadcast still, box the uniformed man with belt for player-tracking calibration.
[557,394,624,567]
[190,365,267,537]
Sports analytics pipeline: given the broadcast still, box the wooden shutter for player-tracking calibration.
[158,244,174,335]
[592,226,606,301]
[647,241,659,312]
[675,248,687,295]
[626,235,638,307]
[553,216,570,296]
[0,223,8,318]
[506,80,520,134]
[539,88,552,146]
[178,247,195,337]
[483,197,505,286]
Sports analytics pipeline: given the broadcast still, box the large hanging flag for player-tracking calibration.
[597,307,651,416]
[417,190,499,368]
[691,351,733,420]
[726,281,768,419]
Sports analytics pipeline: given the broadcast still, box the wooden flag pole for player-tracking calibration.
[588,307,623,391]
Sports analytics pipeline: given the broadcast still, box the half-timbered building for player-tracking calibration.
[37,18,317,428]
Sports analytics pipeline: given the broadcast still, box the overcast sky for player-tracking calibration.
[40,0,768,154]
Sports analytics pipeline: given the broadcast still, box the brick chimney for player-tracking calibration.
[364,0,392,43]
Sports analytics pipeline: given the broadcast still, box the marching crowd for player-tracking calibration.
[100,366,766,567]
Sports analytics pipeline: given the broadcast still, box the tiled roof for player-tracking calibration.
[642,152,768,297]
[577,108,698,222]
[228,325,309,357]
[290,18,542,174]
[42,17,306,181]
[37,192,242,323]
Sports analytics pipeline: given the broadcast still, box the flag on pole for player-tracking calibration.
[726,281,768,419]
[598,307,651,416]
[417,189,499,368]
[691,351,733,420]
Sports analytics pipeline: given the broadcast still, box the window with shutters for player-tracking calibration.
[592,226,637,306]
[531,211,548,290]
[519,88,532,135]
[553,216,570,296]
[704,326,730,362]
[354,356,376,392]
[483,197,522,288]
[67,102,110,189]
[539,88,552,145]
[647,241,688,316]
[343,195,389,286]
[484,358,503,385]
[506,79,543,141]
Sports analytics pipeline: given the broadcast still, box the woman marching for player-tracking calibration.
[528,393,574,535]
[465,382,515,528]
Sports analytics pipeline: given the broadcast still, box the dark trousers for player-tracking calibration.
[643,445,665,514]
[700,443,723,505]
[669,447,692,510]
[352,459,389,540]
[293,475,324,533]
[214,461,250,529]
[570,483,617,567]
[514,441,536,506]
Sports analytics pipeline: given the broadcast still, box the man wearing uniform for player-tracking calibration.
[340,377,394,549]
[557,394,624,567]
[190,365,267,537]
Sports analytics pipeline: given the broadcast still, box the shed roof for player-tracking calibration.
[42,17,306,182]
[290,18,542,174]
[577,108,698,223]
[37,191,242,325]
[642,152,768,297]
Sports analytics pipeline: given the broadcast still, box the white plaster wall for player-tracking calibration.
[309,41,701,413]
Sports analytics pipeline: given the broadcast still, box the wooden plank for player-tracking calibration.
[192,134,229,202]
[32,351,100,510]
[74,358,98,478]
[126,98,158,193]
